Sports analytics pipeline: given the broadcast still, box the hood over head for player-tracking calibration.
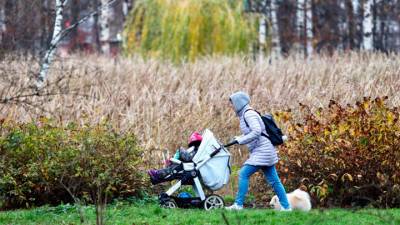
[229,91,250,113]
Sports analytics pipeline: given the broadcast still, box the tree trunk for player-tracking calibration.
[311,0,321,53]
[377,1,385,52]
[362,0,374,50]
[371,0,377,50]
[270,0,281,59]
[346,0,356,49]
[122,0,133,19]
[354,0,364,49]
[94,187,107,225]
[37,0,67,88]
[338,0,347,50]
[259,15,267,60]
[99,0,111,55]
[93,0,101,52]
[296,0,305,54]
[305,0,313,57]
[329,1,341,54]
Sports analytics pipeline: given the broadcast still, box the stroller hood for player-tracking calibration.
[192,129,231,191]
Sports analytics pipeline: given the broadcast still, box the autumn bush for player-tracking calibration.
[0,118,147,210]
[254,97,400,208]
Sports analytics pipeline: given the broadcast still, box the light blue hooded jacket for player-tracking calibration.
[229,91,278,166]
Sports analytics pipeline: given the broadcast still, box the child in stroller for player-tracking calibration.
[148,129,234,210]
[147,131,203,185]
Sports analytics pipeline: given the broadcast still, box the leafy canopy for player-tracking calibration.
[123,0,258,62]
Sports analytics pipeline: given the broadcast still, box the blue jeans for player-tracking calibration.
[235,164,290,209]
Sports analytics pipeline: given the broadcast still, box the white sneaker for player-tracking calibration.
[225,203,243,210]
[280,207,292,212]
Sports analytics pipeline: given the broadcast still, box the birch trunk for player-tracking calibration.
[349,0,360,24]
[296,0,305,54]
[270,0,281,59]
[99,0,111,55]
[36,0,68,89]
[259,15,267,61]
[122,0,131,18]
[305,0,313,57]
[362,0,374,50]
[352,0,359,17]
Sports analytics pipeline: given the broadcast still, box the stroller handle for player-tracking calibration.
[210,141,237,158]
[224,140,238,148]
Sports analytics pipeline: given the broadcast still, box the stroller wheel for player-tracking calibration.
[161,199,178,209]
[203,195,224,210]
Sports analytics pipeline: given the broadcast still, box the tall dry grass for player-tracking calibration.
[1,53,400,169]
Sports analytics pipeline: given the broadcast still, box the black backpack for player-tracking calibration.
[243,109,284,146]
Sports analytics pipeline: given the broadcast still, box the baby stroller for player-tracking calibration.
[158,129,235,210]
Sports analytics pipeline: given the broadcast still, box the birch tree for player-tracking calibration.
[269,0,281,59]
[362,0,374,50]
[259,14,267,60]
[241,0,270,61]
[352,0,359,19]
[305,0,313,56]
[257,0,268,61]
[36,0,119,89]
[338,0,347,50]
[296,0,305,53]
[297,0,313,57]
[122,0,132,18]
[36,0,68,89]
[99,0,112,54]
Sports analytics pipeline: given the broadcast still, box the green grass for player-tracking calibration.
[1,202,400,225]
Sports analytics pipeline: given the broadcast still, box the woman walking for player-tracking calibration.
[225,91,291,211]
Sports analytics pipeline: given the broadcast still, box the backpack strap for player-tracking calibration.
[243,109,269,138]
[243,109,251,127]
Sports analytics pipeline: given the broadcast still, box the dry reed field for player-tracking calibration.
[1,53,400,167]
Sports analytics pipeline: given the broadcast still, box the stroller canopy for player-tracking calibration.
[192,129,231,191]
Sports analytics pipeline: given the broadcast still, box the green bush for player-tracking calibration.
[256,97,400,208]
[0,118,147,210]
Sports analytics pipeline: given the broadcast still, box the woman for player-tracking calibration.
[226,91,291,211]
